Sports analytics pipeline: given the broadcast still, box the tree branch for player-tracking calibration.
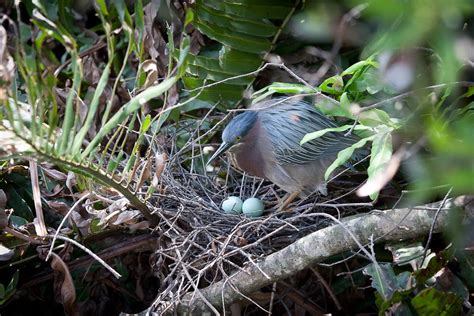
[171,195,474,314]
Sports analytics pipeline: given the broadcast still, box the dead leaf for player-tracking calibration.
[137,156,153,190]
[0,210,7,230]
[66,171,77,193]
[70,210,92,236]
[151,152,167,188]
[47,252,78,316]
[0,188,6,210]
[41,166,68,181]
[0,25,15,101]
[357,148,404,197]
[128,220,150,233]
[0,244,14,261]
[42,184,64,198]
[82,55,101,85]
[141,59,159,89]
[111,210,142,226]
[47,200,70,216]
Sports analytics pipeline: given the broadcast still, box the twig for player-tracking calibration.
[421,187,453,263]
[3,227,43,244]
[46,193,90,261]
[310,267,342,310]
[268,282,277,315]
[44,234,122,279]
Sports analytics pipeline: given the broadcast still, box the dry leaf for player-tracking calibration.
[111,210,141,226]
[41,166,68,181]
[47,252,78,316]
[0,188,6,210]
[151,152,167,188]
[47,200,70,216]
[66,171,77,194]
[137,156,153,190]
[357,149,403,197]
[0,25,15,101]
[0,244,14,261]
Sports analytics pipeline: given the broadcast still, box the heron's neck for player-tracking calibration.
[230,120,266,178]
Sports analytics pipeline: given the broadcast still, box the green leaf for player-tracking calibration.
[57,54,83,155]
[359,109,393,127]
[319,75,344,95]
[9,215,29,229]
[71,63,111,156]
[82,76,178,158]
[386,241,425,267]
[194,4,277,37]
[194,20,272,54]
[201,0,294,19]
[341,59,378,76]
[186,1,297,105]
[0,271,19,305]
[366,132,393,199]
[267,82,317,94]
[364,263,411,301]
[7,189,33,221]
[301,125,371,144]
[185,8,195,27]
[182,76,243,105]
[218,47,262,72]
[186,54,254,85]
[463,86,474,98]
[324,135,375,180]
[411,288,462,316]
[314,94,353,118]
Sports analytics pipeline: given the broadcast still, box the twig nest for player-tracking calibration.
[242,198,264,217]
[221,196,243,214]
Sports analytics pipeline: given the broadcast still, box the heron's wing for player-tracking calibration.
[258,98,360,165]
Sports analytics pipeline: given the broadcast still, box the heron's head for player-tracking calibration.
[207,111,258,165]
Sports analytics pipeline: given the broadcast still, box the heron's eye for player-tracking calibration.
[236,136,242,142]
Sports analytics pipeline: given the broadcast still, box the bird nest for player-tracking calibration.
[141,119,374,312]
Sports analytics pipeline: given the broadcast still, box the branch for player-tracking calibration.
[172,196,474,314]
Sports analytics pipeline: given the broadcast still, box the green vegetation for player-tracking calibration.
[0,0,472,314]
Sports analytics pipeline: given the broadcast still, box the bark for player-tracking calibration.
[171,196,474,315]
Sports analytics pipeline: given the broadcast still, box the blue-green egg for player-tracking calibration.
[221,196,243,214]
[242,198,264,217]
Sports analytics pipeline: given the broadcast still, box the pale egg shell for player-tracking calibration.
[242,198,264,217]
[221,196,243,214]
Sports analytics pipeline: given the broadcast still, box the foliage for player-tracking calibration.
[0,0,192,223]
[181,0,300,109]
[363,243,469,315]
[0,0,472,314]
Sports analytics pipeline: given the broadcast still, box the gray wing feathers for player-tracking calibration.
[258,98,359,165]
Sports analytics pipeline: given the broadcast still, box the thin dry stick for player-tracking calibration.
[421,187,453,263]
[44,234,121,279]
[310,267,342,310]
[46,193,91,261]
[3,227,43,244]
[174,247,220,315]
[268,282,277,315]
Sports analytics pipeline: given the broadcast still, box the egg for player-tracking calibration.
[221,196,243,214]
[242,198,264,217]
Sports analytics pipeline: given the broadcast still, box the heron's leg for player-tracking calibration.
[277,191,300,211]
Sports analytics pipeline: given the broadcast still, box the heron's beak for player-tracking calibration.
[207,142,232,166]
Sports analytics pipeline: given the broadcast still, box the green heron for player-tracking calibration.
[208,97,365,208]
